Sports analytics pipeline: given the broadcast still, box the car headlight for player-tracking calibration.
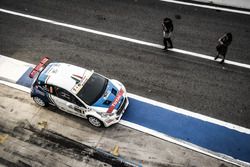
[97,112,115,117]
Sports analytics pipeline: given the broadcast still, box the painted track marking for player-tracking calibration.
[1,8,250,70]
[128,93,250,135]
[160,0,250,15]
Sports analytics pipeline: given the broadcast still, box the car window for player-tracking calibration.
[74,98,86,108]
[44,84,56,95]
[53,86,85,107]
[55,87,71,101]
[36,83,51,93]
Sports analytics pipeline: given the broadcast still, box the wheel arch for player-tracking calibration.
[86,114,105,127]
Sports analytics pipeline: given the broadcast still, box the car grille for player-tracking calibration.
[117,97,127,115]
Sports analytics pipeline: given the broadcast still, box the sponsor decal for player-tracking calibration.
[71,70,93,94]
[71,74,83,82]
[107,89,124,113]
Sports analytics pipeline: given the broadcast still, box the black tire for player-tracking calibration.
[88,116,103,127]
[33,96,47,107]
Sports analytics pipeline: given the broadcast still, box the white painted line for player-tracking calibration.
[120,120,249,167]
[160,0,250,15]
[128,93,250,135]
[0,8,162,49]
[1,8,250,70]
[173,48,250,69]
[0,55,33,83]
[0,80,31,93]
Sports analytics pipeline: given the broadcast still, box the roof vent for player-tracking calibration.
[111,88,117,95]
[103,100,112,105]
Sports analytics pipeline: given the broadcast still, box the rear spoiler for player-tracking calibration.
[29,57,49,78]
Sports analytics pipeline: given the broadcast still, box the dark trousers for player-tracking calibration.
[215,44,227,63]
[163,37,173,49]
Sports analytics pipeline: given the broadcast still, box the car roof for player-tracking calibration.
[38,62,92,92]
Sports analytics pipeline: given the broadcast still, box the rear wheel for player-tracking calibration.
[33,96,47,107]
[88,116,103,127]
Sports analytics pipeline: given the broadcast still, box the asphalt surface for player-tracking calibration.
[0,0,250,128]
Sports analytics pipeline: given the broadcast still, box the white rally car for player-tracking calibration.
[29,57,129,127]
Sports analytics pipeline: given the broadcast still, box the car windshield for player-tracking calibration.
[77,73,108,105]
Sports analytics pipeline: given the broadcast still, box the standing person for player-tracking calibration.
[162,17,174,51]
[214,33,232,64]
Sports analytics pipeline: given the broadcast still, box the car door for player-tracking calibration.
[48,85,87,118]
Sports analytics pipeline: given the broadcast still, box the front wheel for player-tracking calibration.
[88,116,103,127]
[33,96,47,107]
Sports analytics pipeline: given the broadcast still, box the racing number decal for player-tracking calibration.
[107,89,124,113]
[67,103,84,114]
[73,106,83,113]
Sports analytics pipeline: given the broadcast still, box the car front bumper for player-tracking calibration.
[102,97,129,127]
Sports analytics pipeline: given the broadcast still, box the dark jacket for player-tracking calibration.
[216,33,232,56]
[163,18,173,32]
[162,18,173,38]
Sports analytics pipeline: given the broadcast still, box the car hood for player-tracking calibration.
[92,80,124,113]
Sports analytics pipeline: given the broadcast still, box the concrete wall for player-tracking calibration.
[193,0,250,10]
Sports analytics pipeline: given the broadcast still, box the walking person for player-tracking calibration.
[214,33,232,64]
[162,17,174,51]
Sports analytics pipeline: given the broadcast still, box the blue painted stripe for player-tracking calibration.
[16,67,34,87]
[15,68,250,163]
[122,98,250,163]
